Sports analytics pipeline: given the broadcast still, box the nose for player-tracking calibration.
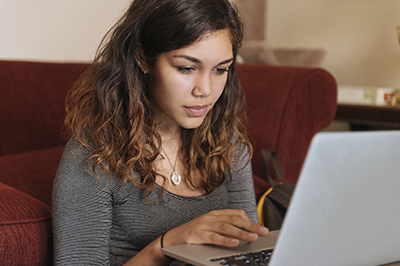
[192,72,212,97]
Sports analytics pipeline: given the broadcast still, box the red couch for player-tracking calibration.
[0,60,337,265]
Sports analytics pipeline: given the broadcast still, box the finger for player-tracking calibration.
[239,222,269,236]
[202,231,241,247]
[209,221,260,243]
[207,210,268,237]
[220,213,268,236]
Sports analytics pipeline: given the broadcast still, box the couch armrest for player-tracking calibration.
[0,182,53,266]
[237,64,337,197]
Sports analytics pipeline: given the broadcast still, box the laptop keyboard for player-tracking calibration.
[210,248,274,265]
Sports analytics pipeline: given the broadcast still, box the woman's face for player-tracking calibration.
[147,29,234,131]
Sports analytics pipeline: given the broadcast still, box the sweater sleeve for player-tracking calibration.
[226,144,259,224]
[52,138,114,265]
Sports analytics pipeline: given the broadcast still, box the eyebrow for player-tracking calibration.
[173,55,234,65]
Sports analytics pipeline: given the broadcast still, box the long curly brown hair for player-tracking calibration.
[65,0,253,199]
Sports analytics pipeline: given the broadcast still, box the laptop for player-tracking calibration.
[163,131,400,266]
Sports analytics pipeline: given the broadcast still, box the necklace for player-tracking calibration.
[161,145,181,185]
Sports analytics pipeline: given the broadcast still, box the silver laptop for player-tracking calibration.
[163,131,400,266]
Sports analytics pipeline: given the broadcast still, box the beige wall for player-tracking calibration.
[0,0,130,62]
[268,0,400,88]
[1,0,399,88]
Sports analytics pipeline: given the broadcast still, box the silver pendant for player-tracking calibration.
[171,171,181,185]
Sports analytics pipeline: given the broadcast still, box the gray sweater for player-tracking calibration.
[52,137,258,265]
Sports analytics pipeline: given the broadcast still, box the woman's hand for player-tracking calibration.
[162,209,269,248]
[123,209,268,266]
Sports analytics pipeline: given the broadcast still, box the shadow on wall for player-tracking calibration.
[236,0,327,67]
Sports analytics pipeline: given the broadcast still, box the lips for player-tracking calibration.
[184,105,209,117]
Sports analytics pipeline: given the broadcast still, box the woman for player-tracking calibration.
[52,0,269,265]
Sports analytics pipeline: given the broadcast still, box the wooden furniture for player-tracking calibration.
[335,104,400,129]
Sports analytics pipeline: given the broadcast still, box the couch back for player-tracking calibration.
[236,64,337,190]
[0,60,88,156]
[0,60,336,266]
[0,60,337,191]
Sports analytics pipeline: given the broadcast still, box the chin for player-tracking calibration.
[179,117,206,129]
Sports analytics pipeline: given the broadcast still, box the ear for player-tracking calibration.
[135,43,149,74]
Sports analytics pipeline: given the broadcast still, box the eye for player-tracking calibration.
[177,66,197,74]
[213,67,229,76]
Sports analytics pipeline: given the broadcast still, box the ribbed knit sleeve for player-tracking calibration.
[227,145,259,224]
[52,138,114,265]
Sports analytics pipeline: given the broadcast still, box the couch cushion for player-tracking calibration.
[0,146,65,206]
[0,182,52,266]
